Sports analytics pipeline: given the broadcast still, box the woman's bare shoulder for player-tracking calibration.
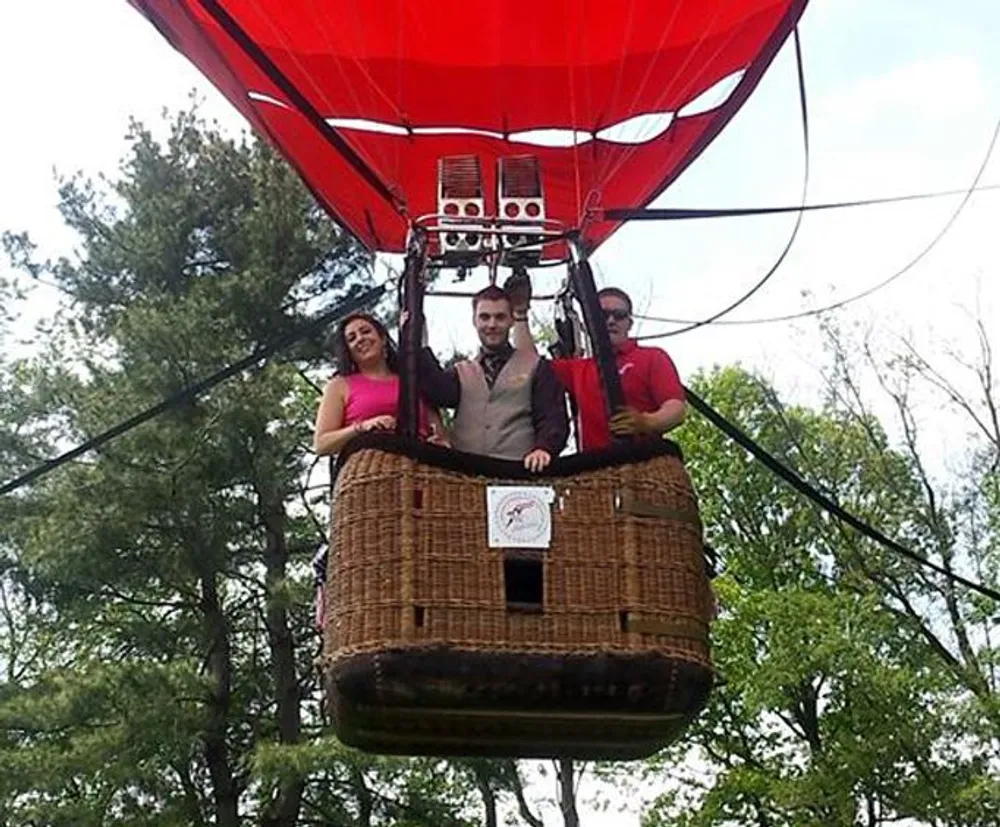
[318,375,351,403]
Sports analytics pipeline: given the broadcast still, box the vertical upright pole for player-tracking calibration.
[554,278,584,449]
[567,234,627,439]
[398,229,427,440]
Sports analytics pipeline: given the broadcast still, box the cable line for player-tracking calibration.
[655,27,811,339]
[0,284,388,497]
[636,116,1000,338]
[602,182,1000,223]
[686,387,1000,602]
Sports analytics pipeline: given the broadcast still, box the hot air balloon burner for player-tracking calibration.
[437,155,487,262]
[497,155,546,265]
[424,154,567,271]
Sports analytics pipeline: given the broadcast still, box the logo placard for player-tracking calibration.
[486,485,556,548]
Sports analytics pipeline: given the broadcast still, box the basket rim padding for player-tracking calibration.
[326,647,713,760]
[327,645,713,714]
[333,429,684,483]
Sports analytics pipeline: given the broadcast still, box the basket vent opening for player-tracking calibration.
[504,554,543,612]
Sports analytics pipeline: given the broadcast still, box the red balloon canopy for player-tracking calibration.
[129,0,807,252]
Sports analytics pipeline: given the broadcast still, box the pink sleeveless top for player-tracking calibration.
[343,373,430,437]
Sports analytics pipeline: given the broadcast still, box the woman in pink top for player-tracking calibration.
[312,312,447,455]
[311,312,447,630]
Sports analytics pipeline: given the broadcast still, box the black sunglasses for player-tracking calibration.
[602,308,630,321]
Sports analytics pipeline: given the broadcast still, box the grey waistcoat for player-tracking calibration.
[450,349,540,460]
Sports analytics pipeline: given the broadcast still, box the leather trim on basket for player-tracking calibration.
[333,430,684,483]
[621,613,709,642]
[614,490,701,527]
[327,645,714,715]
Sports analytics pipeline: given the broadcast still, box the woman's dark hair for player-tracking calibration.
[334,312,399,375]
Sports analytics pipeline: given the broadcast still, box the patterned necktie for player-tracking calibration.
[480,346,511,389]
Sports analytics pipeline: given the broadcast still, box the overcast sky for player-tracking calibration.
[2,2,999,823]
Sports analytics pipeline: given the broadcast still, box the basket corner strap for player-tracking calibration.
[621,612,709,643]
[613,488,702,529]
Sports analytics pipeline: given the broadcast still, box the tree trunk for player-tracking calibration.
[199,572,240,827]
[473,765,498,827]
[557,758,579,827]
[260,496,305,827]
[792,679,823,756]
[505,760,544,827]
[172,761,208,827]
[350,765,373,827]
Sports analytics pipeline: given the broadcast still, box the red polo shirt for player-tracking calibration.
[551,339,685,451]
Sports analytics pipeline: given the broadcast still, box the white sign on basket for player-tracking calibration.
[486,485,556,549]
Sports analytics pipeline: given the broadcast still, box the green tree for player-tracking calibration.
[0,104,494,826]
[14,98,999,827]
[641,360,999,827]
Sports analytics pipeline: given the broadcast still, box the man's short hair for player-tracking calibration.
[472,284,511,312]
[597,287,633,314]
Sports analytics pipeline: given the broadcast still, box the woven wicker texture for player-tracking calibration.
[319,442,714,757]
[322,446,712,668]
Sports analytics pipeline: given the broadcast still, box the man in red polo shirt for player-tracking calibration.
[511,285,687,451]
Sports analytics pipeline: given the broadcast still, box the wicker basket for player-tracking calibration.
[320,433,714,760]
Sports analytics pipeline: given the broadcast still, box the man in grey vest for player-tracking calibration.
[417,285,569,472]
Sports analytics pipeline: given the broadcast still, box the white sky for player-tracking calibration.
[2,1,1000,823]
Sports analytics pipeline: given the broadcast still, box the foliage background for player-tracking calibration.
[0,107,997,826]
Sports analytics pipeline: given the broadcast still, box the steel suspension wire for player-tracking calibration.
[602,181,1000,223]
[636,116,1000,337]
[685,387,1000,602]
[0,283,389,497]
[196,0,402,214]
[654,26,811,340]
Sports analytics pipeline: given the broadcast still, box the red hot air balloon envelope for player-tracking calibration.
[127,1,808,760]
[128,0,807,255]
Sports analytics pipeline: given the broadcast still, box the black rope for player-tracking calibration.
[685,387,1000,603]
[195,0,402,212]
[0,284,388,497]
[397,231,427,439]
[601,182,1000,222]
[634,118,1000,337]
[656,26,810,339]
[569,246,627,430]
